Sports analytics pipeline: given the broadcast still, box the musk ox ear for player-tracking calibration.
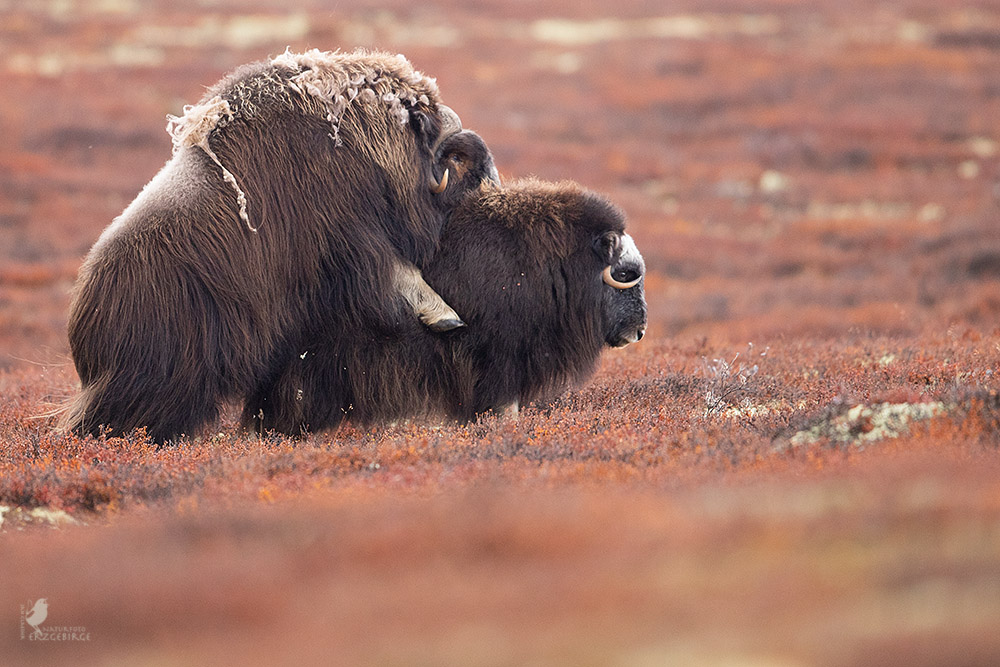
[409,108,436,150]
[593,231,622,266]
[410,108,432,137]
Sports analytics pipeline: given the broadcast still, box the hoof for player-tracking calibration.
[427,318,466,332]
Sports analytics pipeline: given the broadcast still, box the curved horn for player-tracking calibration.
[429,168,449,194]
[433,105,462,151]
[602,265,641,290]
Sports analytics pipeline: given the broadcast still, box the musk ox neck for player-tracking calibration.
[434,257,606,416]
[499,288,605,409]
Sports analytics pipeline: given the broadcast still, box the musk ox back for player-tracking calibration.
[248,178,647,434]
[63,49,495,442]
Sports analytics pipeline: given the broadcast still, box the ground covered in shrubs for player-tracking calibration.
[2,0,1000,664]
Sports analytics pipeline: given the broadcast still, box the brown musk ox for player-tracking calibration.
[62,49,498,442]
[245,176,647,435]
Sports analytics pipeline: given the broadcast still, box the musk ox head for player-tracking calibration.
[423,128,501,209]
[431,177,648,404]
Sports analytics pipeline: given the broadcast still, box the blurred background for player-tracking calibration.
[2,0,999,370]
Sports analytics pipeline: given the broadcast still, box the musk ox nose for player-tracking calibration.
[610,326,645,348]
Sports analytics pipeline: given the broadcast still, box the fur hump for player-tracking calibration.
[163,48,443,232]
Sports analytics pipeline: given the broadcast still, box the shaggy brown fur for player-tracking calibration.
[63,49,495,442]
[246,178,647,434]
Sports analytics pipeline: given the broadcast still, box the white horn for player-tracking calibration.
[429,168,449,194]
[602,265,640,289]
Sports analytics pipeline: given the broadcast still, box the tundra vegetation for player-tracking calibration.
[2,1,1000,665]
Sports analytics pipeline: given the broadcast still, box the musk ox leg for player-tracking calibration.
[392,260,465,332]
[241,380,317,437]
[241,350,355,437]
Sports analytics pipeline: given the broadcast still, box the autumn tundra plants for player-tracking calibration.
[0,329,998,521]
[700,341,771,417]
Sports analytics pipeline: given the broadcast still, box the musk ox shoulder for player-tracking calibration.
[63,49,497,442]
[248,177,647,434]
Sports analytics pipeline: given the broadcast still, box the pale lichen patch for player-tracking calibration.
[789,402,947,448]
[0,505,82,531]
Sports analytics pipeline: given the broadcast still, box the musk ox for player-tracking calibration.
[62,49,498,442]
[245,177,647,434]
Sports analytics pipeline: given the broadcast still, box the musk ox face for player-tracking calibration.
[427,128,501,208]
[420,129,500,213]
[596,232,647,348]
[410,106,500,196]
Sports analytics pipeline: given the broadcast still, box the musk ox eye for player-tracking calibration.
[602,265,641,289]
[613,268,640,284]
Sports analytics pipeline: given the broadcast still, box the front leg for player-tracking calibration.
[392,259,465,332]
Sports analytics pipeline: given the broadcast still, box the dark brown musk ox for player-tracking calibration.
[245,176,647,435]
[61,49,499,442]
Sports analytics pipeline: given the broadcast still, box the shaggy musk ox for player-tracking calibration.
[248,178,647,434]
[62,49,498,442]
